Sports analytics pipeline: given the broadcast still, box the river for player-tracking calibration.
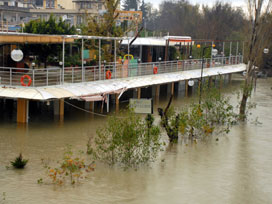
[0,76,272,204]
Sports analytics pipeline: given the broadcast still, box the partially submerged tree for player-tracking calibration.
[87,110,162,169]
[239,0,272,120]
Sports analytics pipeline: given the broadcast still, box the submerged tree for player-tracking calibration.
[158,84,238,143]
[87,110,162,169]
[239,0,272,120]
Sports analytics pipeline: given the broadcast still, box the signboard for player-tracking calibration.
[11,49,23,62]
[129,99,153,114]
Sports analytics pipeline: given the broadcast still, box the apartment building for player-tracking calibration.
[0,0,106,27]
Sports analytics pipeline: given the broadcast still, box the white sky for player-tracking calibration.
[145,0,246,10]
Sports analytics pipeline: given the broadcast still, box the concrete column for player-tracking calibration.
[137,88,141,99]
[208,77,213,87]
[59,99,64,122]
[171,82,174,95]
[54,99,64,121]
[90,102,94,112]
[167,83,171,95]
[54,100,60,116]
[115,94,119,113]
[17,99,29,124]
[185,80,189,97]
[229,73,232,84]
[219,75,223,90]
[155,85,160,99]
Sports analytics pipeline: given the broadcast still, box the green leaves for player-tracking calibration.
[88,110,162,170]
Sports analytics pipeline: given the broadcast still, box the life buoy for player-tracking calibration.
[20,75,32,87]
[106,70,112,79]
[153,66,158,74]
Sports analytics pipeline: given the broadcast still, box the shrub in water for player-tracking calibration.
[11,154,28,169]
[87,110,163,170]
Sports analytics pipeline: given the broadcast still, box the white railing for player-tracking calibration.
[0,55,243,87]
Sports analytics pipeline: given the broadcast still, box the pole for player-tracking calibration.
[81,38,84,82]
[114,40,117,79]
[62,37,65,84]
[236,41,239,64]
[199,48,205,104]
[211,41,213,66]
[229,41,232,64]
[99,39,101,80]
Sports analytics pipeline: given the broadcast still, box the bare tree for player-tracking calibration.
[239,0,272,120]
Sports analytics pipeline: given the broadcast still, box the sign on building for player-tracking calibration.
[129,99,153,114]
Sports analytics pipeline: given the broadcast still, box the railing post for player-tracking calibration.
[9,68,12,86]
[46,69,48,86]
[32,69,35,87]
[59,69,62,85]
[72,67,74,83]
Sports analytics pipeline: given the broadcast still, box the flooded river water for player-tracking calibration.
[0,77,272,204]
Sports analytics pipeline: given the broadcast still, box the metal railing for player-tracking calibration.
[0,55,243,87]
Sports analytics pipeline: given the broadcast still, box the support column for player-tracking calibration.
[171,82,174,95]
[219,75,223,90]
[90,102,94,112]
[17,99,29,124]
[59,99,64,122]
[208,76,213,87]
[115,94,119,113]
[185,80,189,97]
[228,74,232,84]
[54,100,60,116]
[137,88,141,99]
[155,85,160,99]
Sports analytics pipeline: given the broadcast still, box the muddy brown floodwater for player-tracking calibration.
[0,76,272,204]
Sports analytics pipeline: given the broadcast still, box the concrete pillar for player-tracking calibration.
[229,73,232,84]
[54,99,64,121]
[171,82,174,95]
[59,99,64,122]
[219,75,223,90]
[17,99,29,124]
[155,85,160,99]
[90,102,94,112]
[185,80,189,97]
[133,89,137,98]
[137,88,141,99]
[115,94,119,113]
[208,77,213,87]
[53,100,60,116]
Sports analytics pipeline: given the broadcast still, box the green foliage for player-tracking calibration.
[23,15,76,68]
[159,85,238,142]
[10,154,28,169]
[82,0,123,62]
[87,110,162,170]
[40,145,95,185]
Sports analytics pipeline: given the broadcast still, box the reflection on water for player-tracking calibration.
[0,76,272,204]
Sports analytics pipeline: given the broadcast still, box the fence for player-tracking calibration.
[0,55,243,87]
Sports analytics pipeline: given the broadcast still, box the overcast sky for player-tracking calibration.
[145,0,246,9]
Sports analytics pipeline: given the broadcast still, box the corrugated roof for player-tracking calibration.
[0,64,246,101]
